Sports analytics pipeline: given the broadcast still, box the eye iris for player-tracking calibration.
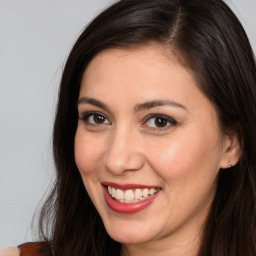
[155,118,167,127]
[93,114,105,124]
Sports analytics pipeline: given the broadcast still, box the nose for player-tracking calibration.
[103,127,145,175]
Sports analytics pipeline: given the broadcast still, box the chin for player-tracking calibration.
[103,220,159,245]
[109,231,153,244]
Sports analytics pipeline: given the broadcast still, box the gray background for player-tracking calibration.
[0,0,255,248]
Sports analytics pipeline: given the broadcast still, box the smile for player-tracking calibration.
[102,183,161,213]
[107,185,160,203]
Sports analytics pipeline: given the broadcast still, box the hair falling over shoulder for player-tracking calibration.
[38,0,256,255]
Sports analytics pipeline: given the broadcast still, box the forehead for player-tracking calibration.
[80,44,196,98]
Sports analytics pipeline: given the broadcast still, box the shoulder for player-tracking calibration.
[18,242,53,256]
[0,247,19,256]
[0,242,53,256]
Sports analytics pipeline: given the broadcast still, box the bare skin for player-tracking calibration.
[0,247,19,256]
[75,44,241,256]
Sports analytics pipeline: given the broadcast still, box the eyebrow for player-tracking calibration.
[77,97,187,112]
[134,100,187,112]
[77,97,110,112]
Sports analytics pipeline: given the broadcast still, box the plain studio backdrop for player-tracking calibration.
[0,0,255,248]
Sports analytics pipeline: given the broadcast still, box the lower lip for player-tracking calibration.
[103,186,160,214]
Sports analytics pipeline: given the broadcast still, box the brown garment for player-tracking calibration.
[18,242,53,256]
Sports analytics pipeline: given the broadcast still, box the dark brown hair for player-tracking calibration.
[39,0,256,255]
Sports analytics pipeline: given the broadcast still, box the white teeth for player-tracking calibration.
[107,186,160,203]
[149,188,156,195]
[116,189,124,200]
[111,187,116,198]
[124,190,134,201]
[142,188,149,198]
[135,189,142,199]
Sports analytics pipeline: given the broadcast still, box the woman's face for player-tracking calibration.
[75,44,231,249]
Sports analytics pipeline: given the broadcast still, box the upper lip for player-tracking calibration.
[102,182,161,190]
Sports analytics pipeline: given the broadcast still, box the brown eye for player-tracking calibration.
[93,114,106,124]
[144,114,177,130]
[81,113,110,125]
[154,118,167,127]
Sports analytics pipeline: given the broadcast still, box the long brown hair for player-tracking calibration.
[39,0,256,255]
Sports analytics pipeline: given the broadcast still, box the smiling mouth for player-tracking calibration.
[105,185,161,204]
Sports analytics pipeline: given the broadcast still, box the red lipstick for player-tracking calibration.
[102,184,161,214]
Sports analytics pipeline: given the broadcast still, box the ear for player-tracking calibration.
[219,131,242,169]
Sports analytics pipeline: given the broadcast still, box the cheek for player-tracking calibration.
[74,130,106,207]
[146,132,222,181]
[74,130,104,177]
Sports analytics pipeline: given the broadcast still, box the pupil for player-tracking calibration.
[155,118,167,127]
[94,115,105,124]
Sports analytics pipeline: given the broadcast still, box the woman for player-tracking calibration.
[2,0,256,255]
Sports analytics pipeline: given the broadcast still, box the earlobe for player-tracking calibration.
[220,131,242,169]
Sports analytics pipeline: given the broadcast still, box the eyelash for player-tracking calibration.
[142,114,177,131]
[79,111,110,126]
[79,111,177,131]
